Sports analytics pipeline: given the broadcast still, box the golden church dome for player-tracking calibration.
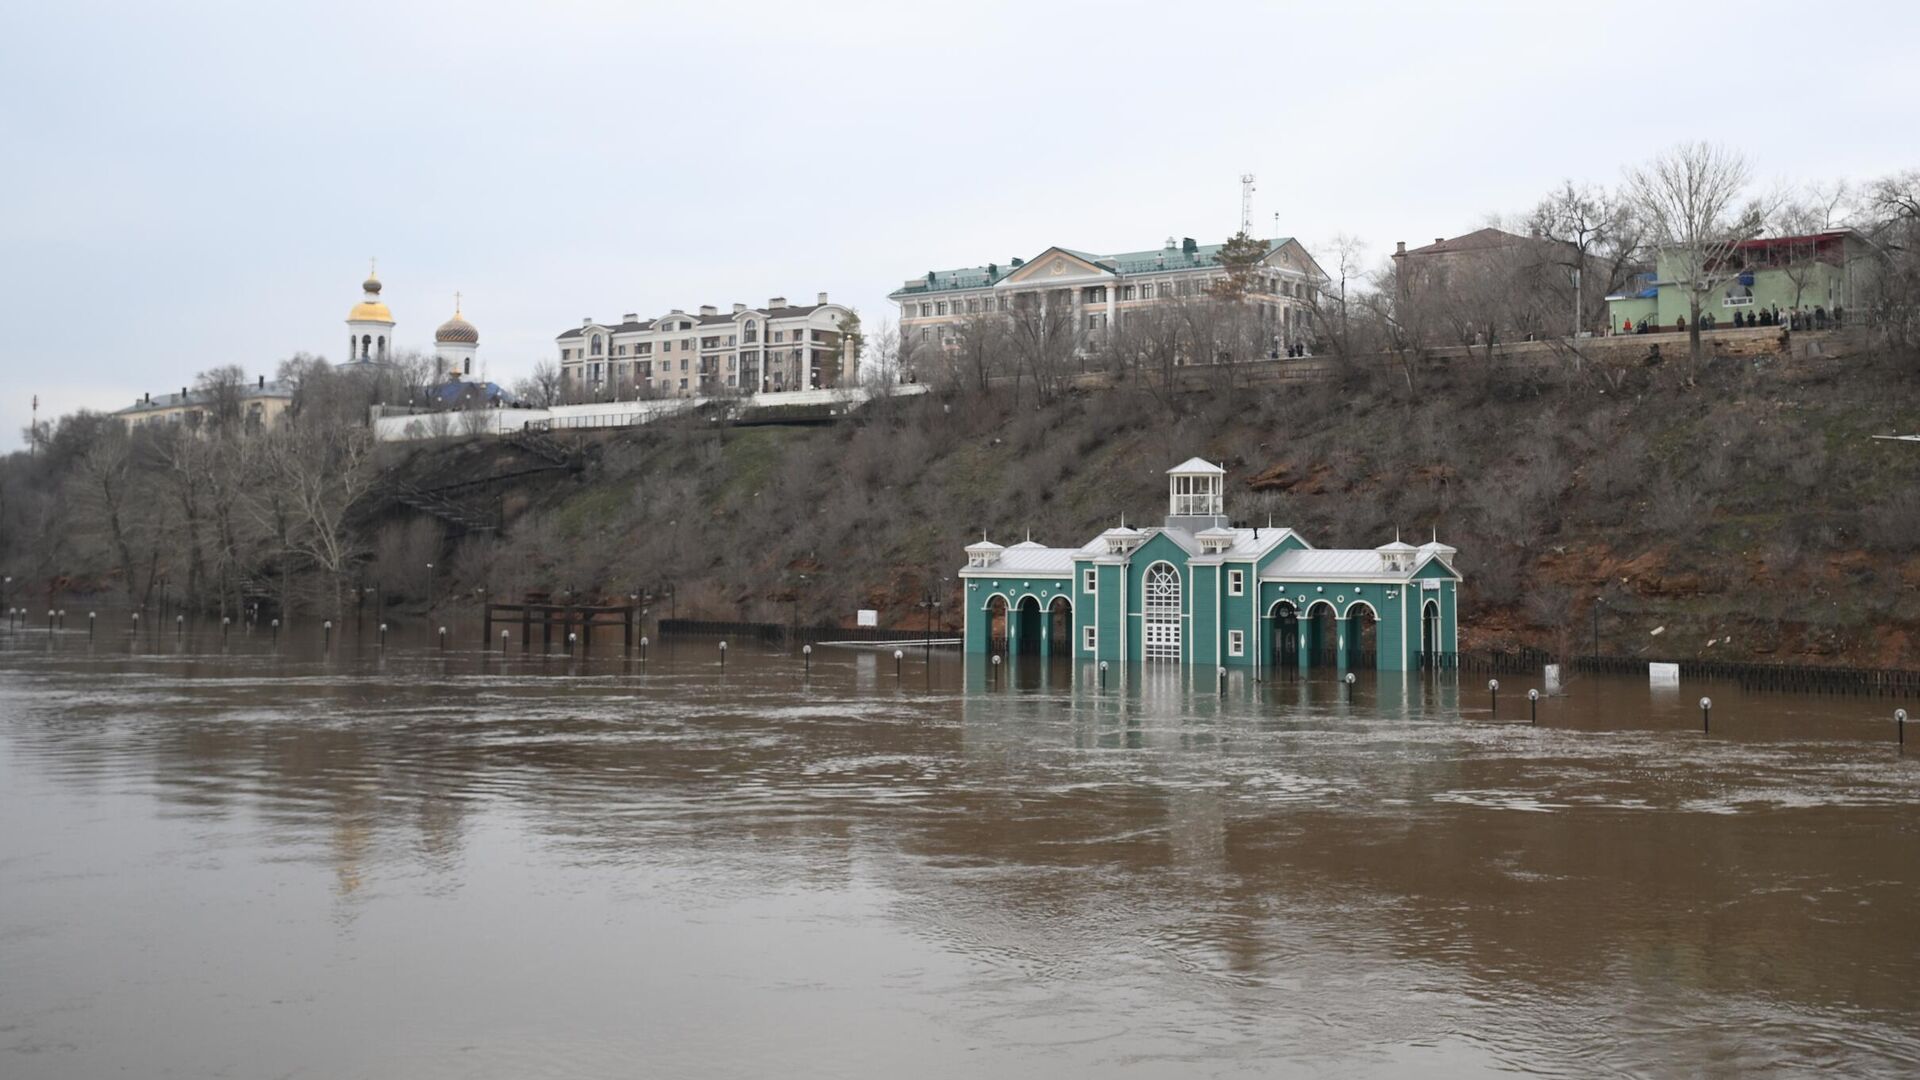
[349,300,394,323]
[435,311,478,344]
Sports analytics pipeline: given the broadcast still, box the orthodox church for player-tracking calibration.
[961,459,1462,672]
[343,262,487,382]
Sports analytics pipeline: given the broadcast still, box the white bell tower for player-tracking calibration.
[345,260,395,363]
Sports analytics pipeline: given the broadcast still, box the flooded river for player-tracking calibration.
[3,620,1918,1077]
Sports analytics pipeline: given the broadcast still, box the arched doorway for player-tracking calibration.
[1421,598,1441,668]
[1142,562,1181,662]
[1013,595,1043,655]
[983,594,1010,653]
[1047,596,1072,657]
[1344,601,1378,669]
[1304,600,1337,668]
[1268,600,1299,668]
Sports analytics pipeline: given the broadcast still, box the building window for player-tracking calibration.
[1227,630,1244,657]
[1228,569,1244,596]
[1083,626,1097,652]
[1084,569,1096,594]
[935,301,947,316]
[918,304,930,317]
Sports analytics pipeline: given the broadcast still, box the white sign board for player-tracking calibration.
[1648,662,1680,686]
[856,609,878,628]
[1544,664,1562,694]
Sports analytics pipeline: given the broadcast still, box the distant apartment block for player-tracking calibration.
[889,235,1326,366]
[556,293,857,399]
[116,375,292,433]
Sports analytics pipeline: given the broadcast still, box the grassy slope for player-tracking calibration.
[394,349,1920,667]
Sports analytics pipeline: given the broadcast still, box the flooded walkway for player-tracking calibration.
[2,624,1917,1077]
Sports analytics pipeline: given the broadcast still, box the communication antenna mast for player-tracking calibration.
[1239,173,1256,235]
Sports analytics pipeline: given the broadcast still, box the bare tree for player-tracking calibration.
[1861,169,1920,347]
[1311,234,1368,360]
[69,424,144,605]
[1005,293,1076,403]
[1528,180,1647,336]
[259,417,376,617]
[949,311,1011,395]
[1626,142,1771,367]
[1771,181,1854,312]
[195,365,250,433]
[515,360,565,408]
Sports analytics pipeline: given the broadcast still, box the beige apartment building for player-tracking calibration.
[115,375,293,433]
[889,235,1326,367]
[555,293,857,399]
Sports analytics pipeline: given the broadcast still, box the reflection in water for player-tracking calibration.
[1,623,1918,1078]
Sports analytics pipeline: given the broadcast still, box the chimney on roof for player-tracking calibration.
[816,291,828,305]
[1182,237,1197,255]
[670,308,685,315]
[1435,237,1444,246]
[1165,236,1177,250]
[768,296,787,309]
[732,303,746,314]
[258,374,264,389]
[699,305,717,317]
[1395,241,1406,256]
[582,317,592,328]
[621,312,639,322]
[144,392,150,404]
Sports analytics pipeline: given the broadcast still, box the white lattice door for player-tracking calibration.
[1142,564,1181,662]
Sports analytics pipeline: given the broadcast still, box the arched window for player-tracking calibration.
[1142,562,1181,661]
[360,334,372,358]
[743,320,758,343]
[591,334,603,356]
[376,335,386,359]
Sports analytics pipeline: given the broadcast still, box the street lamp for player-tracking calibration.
[1591,596,1603,660]
[425,562,435,612]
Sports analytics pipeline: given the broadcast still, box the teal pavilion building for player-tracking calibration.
[961,459,1462,672]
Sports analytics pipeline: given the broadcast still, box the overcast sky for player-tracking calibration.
[3,0,1913,445]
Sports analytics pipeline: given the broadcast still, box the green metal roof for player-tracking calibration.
[890,237,1296,298]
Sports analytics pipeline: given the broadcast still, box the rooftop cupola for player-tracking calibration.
[1417,531,1457,569]
[1196,525,1237,555]
[965,536,1005,568]
[1376,535,1419,574]
[1166,457,1227,531]
[1099,524,1144,556]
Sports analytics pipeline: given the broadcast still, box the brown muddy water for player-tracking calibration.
[2,618,1918,1078]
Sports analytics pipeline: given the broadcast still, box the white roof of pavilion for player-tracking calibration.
[1166,457,1225,474]
[1260,548,1458,582]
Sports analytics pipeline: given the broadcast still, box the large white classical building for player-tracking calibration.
[555,293,858,400]
[890,235,1326,366]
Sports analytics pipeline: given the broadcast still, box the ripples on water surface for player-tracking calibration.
[2,625,1918,1078]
